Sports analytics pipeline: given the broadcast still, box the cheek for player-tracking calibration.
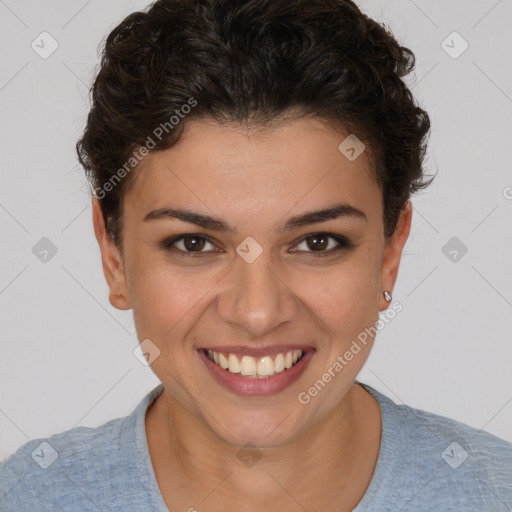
[126,241,381,349]
[125,252,213,341]
[299,252,380,337]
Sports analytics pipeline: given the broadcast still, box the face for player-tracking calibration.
[93,117,411,448]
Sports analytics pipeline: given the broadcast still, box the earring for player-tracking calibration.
[383,290,392,302]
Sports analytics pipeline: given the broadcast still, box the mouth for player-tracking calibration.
[203,348,306,378]
[197,346,315,396]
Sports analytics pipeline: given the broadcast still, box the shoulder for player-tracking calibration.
[0,385,163,512]
[0,416,127,510]
[359,382,512,511]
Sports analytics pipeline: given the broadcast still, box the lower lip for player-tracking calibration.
[198,349,315,397]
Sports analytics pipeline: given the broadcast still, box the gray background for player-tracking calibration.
[1,0,511,460]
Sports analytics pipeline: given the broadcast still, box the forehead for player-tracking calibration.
[124,118,382,226]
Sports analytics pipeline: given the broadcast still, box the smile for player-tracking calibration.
[198,347,315,396]
[205,349,304,379]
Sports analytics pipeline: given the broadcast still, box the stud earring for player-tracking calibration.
[383,290,392,302]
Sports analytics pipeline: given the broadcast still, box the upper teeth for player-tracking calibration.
[206,349,304,378]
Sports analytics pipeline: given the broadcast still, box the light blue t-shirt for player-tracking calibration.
[1,382,511,511]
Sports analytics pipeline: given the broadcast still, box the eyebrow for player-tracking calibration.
[142,202,367,232]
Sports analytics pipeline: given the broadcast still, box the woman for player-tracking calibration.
[1,0,511,510]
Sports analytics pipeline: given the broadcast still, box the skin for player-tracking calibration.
[92,117,412,511]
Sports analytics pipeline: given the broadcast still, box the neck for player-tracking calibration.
[146,383,381,511]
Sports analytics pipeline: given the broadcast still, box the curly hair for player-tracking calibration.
[76,0,434,247]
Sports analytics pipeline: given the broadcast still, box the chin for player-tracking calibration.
[208,409,305,450]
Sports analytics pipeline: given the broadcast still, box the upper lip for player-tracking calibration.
[199,345,315,358]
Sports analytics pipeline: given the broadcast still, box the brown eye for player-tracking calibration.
[292,233,353,255]
[305,234,329,251]
[182,235,206,251]
[162,234,217,254]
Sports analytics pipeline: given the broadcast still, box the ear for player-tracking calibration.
[378,200,412,312]
[92,198,131,310]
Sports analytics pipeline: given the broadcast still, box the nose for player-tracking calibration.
[215,247,299,337]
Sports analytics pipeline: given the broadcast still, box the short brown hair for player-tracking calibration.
[77,0,434,246]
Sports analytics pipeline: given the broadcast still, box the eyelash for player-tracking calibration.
[161,232,354,257]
